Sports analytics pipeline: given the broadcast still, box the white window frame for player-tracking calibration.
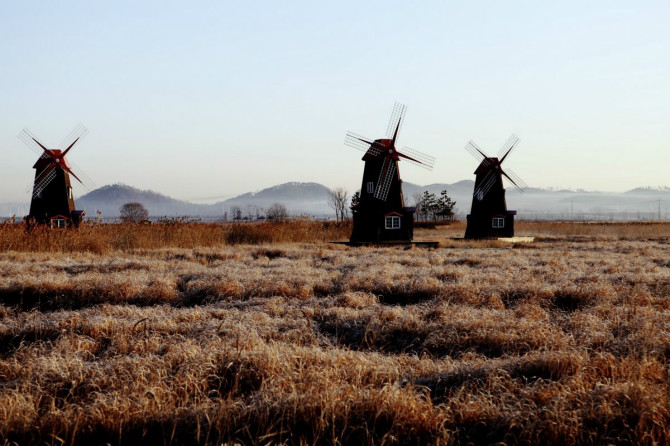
[366,182,374,194]
[51,218,67,229]
[385,215,401,229]
[492,217,505,228]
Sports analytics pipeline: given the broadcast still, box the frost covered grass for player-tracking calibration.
[0,221,669,444]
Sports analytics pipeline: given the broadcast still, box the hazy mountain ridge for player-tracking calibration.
[221,182,331,214]
[3,182,670,220]
[77,184,211,218]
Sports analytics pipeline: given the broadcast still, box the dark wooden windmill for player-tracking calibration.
[464,134,527,238]
[18,125,93,227]
[345,103,435,243]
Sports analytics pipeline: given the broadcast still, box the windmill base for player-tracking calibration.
[496,236,534,243]
[464,211,517,239]
[349,208,416,244]
[331,241,439,248]
[449,237,534,243]
[25,210,85,228]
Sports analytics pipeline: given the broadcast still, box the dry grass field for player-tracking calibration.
[1,221,669,445]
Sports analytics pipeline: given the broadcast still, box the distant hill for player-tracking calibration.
[78,184,215,219]
[75,182,335,219]
[218,182,332,215]
[625,186,670,194]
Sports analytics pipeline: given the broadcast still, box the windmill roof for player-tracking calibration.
[362,139,391,161]
[33,150,72,169]
[474,157,499,175]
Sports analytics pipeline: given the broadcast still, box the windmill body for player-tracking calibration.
[464,157,516,238]
[350,139,414,242]
[345,103,435,244]
[463,135,526,239]
[19,126,92,227]
[28,151,79,226]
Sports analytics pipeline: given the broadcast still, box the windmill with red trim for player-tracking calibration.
[463,134,527,238]
[18,124,94,227]
[344,103,435,243]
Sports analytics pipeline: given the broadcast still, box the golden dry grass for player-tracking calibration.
[0,221,669,444]
[0,220,352,253]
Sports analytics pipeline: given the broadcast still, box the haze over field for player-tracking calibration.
[1,1,669,204]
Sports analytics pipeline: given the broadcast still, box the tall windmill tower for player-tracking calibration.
[464,134,526,238]
[345,103,435,243]
[18,125,93,227]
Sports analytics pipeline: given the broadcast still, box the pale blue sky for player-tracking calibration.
[2,1,669,203]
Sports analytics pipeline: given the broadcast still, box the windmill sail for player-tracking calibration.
[374,159,396,201]
[18,126,94,193]
[18,125,92,227]
[386,102,407,139]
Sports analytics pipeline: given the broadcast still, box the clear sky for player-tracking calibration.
[1,1,669,203]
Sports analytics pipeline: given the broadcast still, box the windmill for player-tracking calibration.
[344,103,435,243]
[18,125,94,227]
[463,134,527,238]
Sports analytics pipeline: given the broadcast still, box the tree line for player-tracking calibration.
[412,190,456,221]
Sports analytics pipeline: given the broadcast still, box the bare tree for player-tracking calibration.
[412,192,423,221]
[244,204,263,221]
[254,206,265,220]
[266,203,288,221]
[230,205,242,221]
[328,187,349,221]
[120,202,149,223]
[350,191,361,215]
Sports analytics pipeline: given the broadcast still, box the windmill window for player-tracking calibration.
[366,182,374,194]
[67,187,73,199]
[492,217,505,228]
[50,218,67,229]
[385,215,401,229]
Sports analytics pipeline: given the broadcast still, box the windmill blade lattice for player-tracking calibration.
[465,141,493,168]
[474,171,496,198]
[344,132,385,157]
[345,102,436,203]
[497,134,520,159]
[465,140,485,160]
[58,124,88,151]
[24,163,54,195]
[399,146,435,170]
[31,168,58,198]
[17,129,47,156]
[504,168,528,191]
[66,159,96,191]
[466,134,527,199]
[386,102,406,139]
[374,159,396,201]
[18,125,94,193]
